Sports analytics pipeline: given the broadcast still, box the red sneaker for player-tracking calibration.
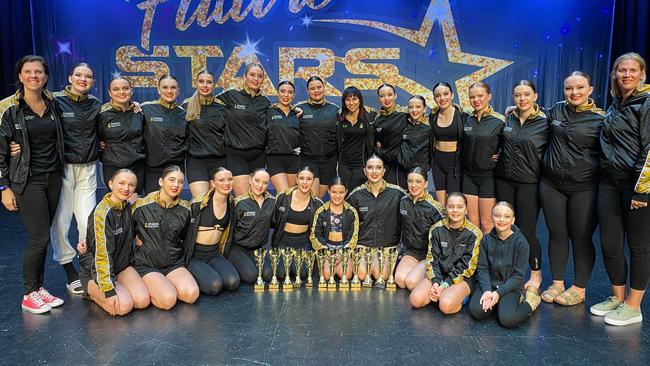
[37,288,64,307]
[21,291,52,314]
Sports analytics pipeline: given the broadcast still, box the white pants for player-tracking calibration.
[50,162,97,264]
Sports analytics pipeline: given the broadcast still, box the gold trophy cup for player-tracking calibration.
[303,250,315,287]
[293,249,304,288]
[350,247,362,290]
[268,248,281,290]
[362,247,374,288]
[338,247,351,291]
[374,247,386,288]
[385,247,399,290]
[316,249,328,290]
[327,249,338,291]
[281,248,294,291]
[253,248,267,291]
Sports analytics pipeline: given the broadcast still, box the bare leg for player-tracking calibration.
[166,267,200,304]
[409,278,433,308]
[87,280,134,316]
[232,175,250,197]
[116,266,150,309]
[142,272,178,310]
[311,178,321,197]
[479,198,496,234]
[435,190,447,206]
[404,260,427,291]
[271,173,289,194]
[287,174,297,188]
[189,181,210,198]
[438,281,471,314]
[395,255,419,289]
[465,194,480,227]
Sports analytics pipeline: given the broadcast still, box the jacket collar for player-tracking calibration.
[199,96,214,105]
[442,217,469,230]
[152,190,181,208]
[64,86,88,102]
[110,100,134,113]
[513,104,544,120]
[473,105,494,120]
[242,86,261,98]
[158,98,177,109]
[199,188,232,210]
[363,179,387,194]
[102,193,126,211]
[565,98,600,113]
[379,104,396,115]
[409,114,429,125]
[308,97,327,106]
[409,191,432,203]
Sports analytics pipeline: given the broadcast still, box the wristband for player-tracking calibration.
[442,281,449,289]
[0,185,7,192]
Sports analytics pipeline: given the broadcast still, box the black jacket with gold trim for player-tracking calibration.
[53,86,102,164]
[399,192,445,253]
[232,191,275,250]
[397,116,431,171]
[372,106,409,164]
[182,97,227,159]
[184,189,236,261]
[132,191,191,269]
[600,85,650,202]
[461,106,505,175]
[426,217,482,286]
[217,88,271,151]
[98,101,146,168]
[141,99,187,168]
[0,90,65,194]
[346,180,405,248]
[271,186,324,248]
[310,201,359,251]
[85,193,135,297]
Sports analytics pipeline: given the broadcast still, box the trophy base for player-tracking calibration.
[254,284,265,291]
[268,283,280,291]
[282,284,293,291]
[327,283,337,291]
[339,283,350,291]
[292,282,302,289]
[374,281,386,289]
[386,283,397,291]
[318,283,328,290]
[350,282,362,290]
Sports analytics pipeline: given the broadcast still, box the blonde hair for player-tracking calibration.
[610,52,647,98]
[186,70,214,121]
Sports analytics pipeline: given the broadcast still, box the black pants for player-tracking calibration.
[598,171,650,291]
[102,160,145,194]
[470,290,532,328]
[383,161,406,187]
[187,244,240,295]
[144,161,185,194]
[14,171,62,295]
[539,181,596,288]
[495,178,541,271]
[338,163,366,191]
[432,150,461,193]
[227,245,272,284]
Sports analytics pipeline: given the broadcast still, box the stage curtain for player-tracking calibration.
[0,0,34,98]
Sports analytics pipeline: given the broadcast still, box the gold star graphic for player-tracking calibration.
[316,0,513,108]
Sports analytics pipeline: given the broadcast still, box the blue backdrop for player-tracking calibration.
[32,0,615,111]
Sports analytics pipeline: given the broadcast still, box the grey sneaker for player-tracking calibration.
[590,296,622,316]
[604,303,642,326]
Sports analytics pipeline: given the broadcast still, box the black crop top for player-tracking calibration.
[432,113,459,142]
[286,205,311,226]
[199,203,230,231]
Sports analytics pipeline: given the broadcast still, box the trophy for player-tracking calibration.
[293,249,304,288]
[374,247,386,288]
[350,247,362,290]
[303,250,315,287]
[362,247,374,288]
[385,247,399,290]
[268,248,281,290]
[316,249,328,290]
[281,248,294,291]
[327,249,338,291]
[253,248,267,291]
[338,247,351,291]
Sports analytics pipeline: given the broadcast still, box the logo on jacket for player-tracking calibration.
[503,126,513,132]
[113,228,124,235]
[144,222,159,228]
[463,126,472,132]
[359,207,368,212]
[244,211,256,217]
[108,122,121,128]
[62,112,75,118]
[234,104,246,110]
[303,114,314,119]
[151,117,163,122]
[441,241,448,248]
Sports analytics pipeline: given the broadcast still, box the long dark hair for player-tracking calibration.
[339,86,368,123]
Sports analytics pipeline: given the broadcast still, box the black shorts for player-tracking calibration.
[186,156,226,183]
[300,156,337,185]
[226,146,266,176]
[432,151,461,193]
[102,160,146,194]
[267,154,300,176]
[462,173,495,198]
[404,247,428,261]
[134,260,185,277]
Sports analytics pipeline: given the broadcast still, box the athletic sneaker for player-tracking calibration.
[66,279,83,295]
[37,288,64,307]
[590,296,622,316]
[21,291,52,314]
[604,303,643,326]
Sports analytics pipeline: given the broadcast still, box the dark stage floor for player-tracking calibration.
[1,193,649,365]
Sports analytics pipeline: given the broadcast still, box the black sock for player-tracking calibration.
[62,262,79,283]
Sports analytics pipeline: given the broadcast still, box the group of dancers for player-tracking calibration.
[0,51,648,328]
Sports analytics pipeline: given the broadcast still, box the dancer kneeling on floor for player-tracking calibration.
[185,167,240,295]
[409,192,481,314]
[228,168,275,284]
[470,202,541,328]
[395,167,445,290]
[132,165,199,310]
[78,169,150,316]
[310,178,360,281]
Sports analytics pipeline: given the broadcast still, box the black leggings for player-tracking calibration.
[14,171,62,295]
[539,181,596,288]
[598,172,650,291]
[470,290,532,328]
[432,150,461,193]
[227,245,272,284]
[495,178,541,270]
[187,244,240,295]
[383,161,407,188]
[337,163,366,191]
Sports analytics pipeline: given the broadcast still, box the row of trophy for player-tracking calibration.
[253,246,399,291]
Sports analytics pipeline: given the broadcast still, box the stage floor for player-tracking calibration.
[1,194,648,365]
